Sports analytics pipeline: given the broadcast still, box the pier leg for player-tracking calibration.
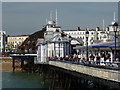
[12,57,15,72]
[21,58,24,68]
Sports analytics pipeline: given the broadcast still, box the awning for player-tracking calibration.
[74,41,120,50]
[91,46,120,48]
[74,45,120,50]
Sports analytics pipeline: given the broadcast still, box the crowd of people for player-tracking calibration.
[49,52,120,69]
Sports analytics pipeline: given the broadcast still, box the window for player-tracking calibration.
[91,37,93,40]
[91,32,93,34]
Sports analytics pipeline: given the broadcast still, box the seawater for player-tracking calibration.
[2,71,50,88]
[0,71,2,89]
[1,69,120,90]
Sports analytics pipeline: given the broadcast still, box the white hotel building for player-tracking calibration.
[63,27,109,46]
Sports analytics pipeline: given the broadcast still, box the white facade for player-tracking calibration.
[0,30,6,53]
[6,35,29,52]
[36,19,73,64]
[36,44,48,64]
[63,28,109,46]
[73,19,120,62]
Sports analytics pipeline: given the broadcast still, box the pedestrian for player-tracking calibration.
[89,54,95,64]
[96,54,100,65]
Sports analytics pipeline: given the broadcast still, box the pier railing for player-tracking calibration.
[49,60,120,83]
[49,57,120,71]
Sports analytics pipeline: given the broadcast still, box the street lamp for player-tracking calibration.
[58,38,61,57]
[69,36,71,55]
[112,22,118,61]
[85,28,89,61]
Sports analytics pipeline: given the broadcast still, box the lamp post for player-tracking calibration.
[58,38,61,57]
[85,28,89,61]
[69,36,71,55]
[112,22,118,61]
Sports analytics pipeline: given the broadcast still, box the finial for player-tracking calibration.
[103,19,104,31]
[50,11,53,21]
[114,11,115,21]
[56,9,58,25]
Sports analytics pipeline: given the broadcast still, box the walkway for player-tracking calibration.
[49,60,120,83]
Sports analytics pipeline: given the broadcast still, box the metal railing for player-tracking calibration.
[49,57,120,71]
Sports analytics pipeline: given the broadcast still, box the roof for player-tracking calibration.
[19,27,46,50]
[7,35,29,37]
[73,41,120,50]
[62,29,103,31]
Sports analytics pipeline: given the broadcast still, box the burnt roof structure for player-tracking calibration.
[18,27,46,52]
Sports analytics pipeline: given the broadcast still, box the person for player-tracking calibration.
[96,54,100,65]
[100,54,105,66]
[89,54,95,64]
[78,54,81,64]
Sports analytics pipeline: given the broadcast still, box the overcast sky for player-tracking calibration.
[2,2,118,35]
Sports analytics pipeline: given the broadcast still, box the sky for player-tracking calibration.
[1,0,120,2]
[2,2,118,35]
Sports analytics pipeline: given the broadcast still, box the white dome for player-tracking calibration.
[111,21,118,25]
[48,20,55,24]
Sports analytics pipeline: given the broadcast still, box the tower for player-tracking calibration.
[44,10,61,41]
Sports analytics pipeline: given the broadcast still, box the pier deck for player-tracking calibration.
[49,61,120,83]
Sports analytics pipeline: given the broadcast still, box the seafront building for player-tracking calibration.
[74,17,120,62]
[17,10,120,63]
[0,30,6,53]
[36,19,81,64]
[63,27,109,46]
[6,35,29,53]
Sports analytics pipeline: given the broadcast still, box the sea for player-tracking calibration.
[1,69,120,90]
[2,71,50,89]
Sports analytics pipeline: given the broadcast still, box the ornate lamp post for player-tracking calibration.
[85,28,89,61]
[112,22,118,61]
[69,36,72,55]
[58,38,61,57]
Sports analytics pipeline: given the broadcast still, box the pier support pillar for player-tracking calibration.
[12,57,15,72]
[21,57,24,68]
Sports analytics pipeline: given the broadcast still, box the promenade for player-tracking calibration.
[49,60,120,83]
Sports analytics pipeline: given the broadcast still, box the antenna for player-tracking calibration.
[56,9,58,25]
[50,11,53,21]
[103,19,104,31]
[114,11,115,21]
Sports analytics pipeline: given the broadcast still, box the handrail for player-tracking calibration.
[49,57,120,71]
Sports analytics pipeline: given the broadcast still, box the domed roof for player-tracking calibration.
[48,20,56,25]
[111,21,117,25]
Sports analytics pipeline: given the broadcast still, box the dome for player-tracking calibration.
[48,20,56,25]
[111,21,118,25]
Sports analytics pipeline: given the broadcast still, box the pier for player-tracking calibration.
[49,61,120,83]
[10,54,120,83]
[10,54,37,71]
[8,53,120,89]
